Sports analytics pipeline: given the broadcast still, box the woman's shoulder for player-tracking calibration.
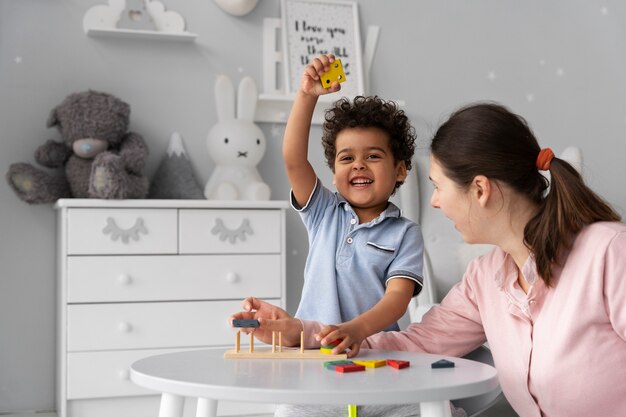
[566,222,626,266]
[462,245,506,282]
[576,221,626,245]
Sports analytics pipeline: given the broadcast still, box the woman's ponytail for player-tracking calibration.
[524,157,621,285]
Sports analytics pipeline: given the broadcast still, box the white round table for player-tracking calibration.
[130,347,499,417]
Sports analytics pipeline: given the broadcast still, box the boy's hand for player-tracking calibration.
[228,297,303,346]
[300,54,342,97]
[316,322,365,358]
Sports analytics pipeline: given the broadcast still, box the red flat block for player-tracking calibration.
[386,359,410,369]
[321,338,343,348]
[335,363,365,373]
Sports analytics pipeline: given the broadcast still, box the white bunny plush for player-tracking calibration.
[204,75,271,200]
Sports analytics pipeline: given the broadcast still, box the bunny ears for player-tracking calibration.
[214,75,258,122]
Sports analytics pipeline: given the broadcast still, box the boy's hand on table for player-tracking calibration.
[228,297,303,346]
[316,322,366,358]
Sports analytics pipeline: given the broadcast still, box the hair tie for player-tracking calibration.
[536,148,555,171]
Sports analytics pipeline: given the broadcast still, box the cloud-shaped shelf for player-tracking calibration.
[83,0,197,42]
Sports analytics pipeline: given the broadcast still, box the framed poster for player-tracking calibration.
[281,0,364,97]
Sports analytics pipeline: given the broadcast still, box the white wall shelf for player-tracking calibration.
[83,1,196,42]
[85,27,197,42]
[255,93,405,125]
[256,94,330,125]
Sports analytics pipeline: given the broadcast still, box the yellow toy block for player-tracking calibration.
[320,59,346,88]
[348,404,357,417]
[320,347,334,354]
[352,359,387,368]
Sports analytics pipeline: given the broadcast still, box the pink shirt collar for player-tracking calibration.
[494,253,540,318]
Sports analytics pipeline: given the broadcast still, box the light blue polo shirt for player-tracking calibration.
[292,179,424,331]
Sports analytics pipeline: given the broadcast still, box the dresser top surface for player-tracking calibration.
[54,199,290,210]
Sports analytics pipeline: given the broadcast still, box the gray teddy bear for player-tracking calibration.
[6,90,150,204]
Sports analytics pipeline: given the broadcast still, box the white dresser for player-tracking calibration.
[54,199,288,417]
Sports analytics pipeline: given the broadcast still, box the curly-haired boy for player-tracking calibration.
[283,54,424,354]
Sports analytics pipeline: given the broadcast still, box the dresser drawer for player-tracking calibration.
[66,208,178,255]
[67,348,197,399]
[66,300,270,351]
[67,254,282,302]
[179,209,282,254]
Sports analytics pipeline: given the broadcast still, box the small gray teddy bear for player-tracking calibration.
[6,90,150,204]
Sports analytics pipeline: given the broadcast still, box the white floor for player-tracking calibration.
[0,414,57,417]
[0,414,275,417]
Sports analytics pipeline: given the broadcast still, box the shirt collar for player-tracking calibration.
[521,256,538,286]
[338,195,402,224]
[494,252,538,290]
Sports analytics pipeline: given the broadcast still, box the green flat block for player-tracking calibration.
[323,360,353,370]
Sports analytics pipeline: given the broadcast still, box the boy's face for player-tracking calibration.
[333,127,407,221]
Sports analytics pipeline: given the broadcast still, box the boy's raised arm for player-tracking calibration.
[283,54,340,207]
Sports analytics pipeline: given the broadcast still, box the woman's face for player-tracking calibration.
[429,156,480,243]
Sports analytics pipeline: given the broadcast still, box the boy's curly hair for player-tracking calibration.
[322,96,416,191]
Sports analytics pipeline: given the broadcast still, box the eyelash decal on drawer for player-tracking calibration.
[102,217,148,243]
[366,242,396,252]
[211,218,254,243]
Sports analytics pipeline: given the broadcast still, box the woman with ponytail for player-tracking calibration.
[232,102,626,417]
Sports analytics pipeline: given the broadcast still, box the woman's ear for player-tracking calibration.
[471,175,491,207]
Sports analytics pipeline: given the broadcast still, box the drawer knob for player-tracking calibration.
[226,272,239,283]
[118,369,130,380]
[117,274,132,285]
[117,322,132,333]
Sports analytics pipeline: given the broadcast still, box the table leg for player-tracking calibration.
[196,398,218,417]
[158,392,185,417]
[420,400,453,417]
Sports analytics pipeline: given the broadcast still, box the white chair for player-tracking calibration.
[396,153,502,416]
[405,246,504,417]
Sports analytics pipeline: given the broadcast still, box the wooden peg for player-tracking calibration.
[272,331,276,353]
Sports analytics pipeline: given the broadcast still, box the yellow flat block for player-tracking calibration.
[320,59,346,88]
[353,359,387,368]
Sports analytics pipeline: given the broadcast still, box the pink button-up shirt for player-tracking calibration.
[302,222,626,417]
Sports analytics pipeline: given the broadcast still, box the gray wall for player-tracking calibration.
[1,0,625,412]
